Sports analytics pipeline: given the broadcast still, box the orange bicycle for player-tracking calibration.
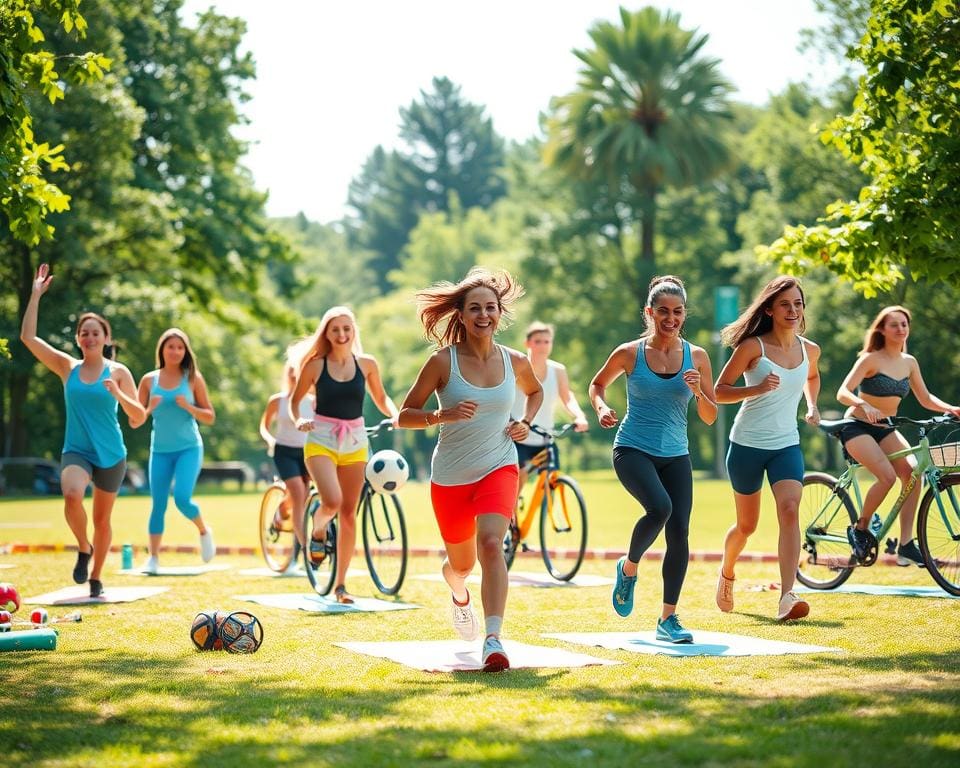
[503,423,587,580]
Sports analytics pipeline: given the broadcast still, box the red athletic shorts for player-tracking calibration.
[430,464,519,544]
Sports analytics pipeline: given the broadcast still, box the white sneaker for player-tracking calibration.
[200,526,216,563]
[142,555,159,575]
[777,591,810,621]
[451,592,479,641]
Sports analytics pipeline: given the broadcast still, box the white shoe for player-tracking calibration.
[142,556,159,575]
[777,591,810,621]
[451,592,479,641]
[200,526,216,563]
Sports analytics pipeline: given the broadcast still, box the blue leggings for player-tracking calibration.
[148,445,203,535]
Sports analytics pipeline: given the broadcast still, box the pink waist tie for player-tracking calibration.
[314,415,365,448]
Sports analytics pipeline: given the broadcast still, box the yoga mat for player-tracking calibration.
[238,566,369,579]
[235,593,418,614]
[545,630,842,657]
[413,571,614,588]
[24,586,169,605]
[794,583,959,599]
[0,564,15,569]
[337,639,619,672]
[117,563,232,576]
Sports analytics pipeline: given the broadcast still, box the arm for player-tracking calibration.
[508,351,543,442]
[687,347,718,426]
[290,359,320,430]
[106,365,147,428]
[907,357,960,417]
[19,264,75,381]
[837,355,885,423]
[136,372,162,428]
[360,355,400,422]
[588,343,633,428]
[556,364,589,431]
[398,349,477,429]
[714,338,778,404]
[176,373,215,425]
[259,395,281,449]
[803,340,821,425]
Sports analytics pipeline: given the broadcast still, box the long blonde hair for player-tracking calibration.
[294,307,363,378]
[861,305,911,354]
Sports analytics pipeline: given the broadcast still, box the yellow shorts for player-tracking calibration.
[303,441,368,466]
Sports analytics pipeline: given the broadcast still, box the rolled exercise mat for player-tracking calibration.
[0,627,57,651]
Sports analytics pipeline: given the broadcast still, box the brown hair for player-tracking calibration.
[861,305,911,354]
[415,267,524,347]
[643,275,687,336]
[721,276,806,348]
[75,312,114,359]
[155,328,200,383]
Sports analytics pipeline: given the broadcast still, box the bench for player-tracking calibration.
[198,461,256,489]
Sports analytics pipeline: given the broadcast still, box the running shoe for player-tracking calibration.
[847,525,873,562]
[89,578,103,598]
[142,555,159,575]
[308,535,327,567]
[451,592,479,641]
[481,634,510,672]
[655,614,693,644]
[73,547,92,584]
[716,570,735,613]
[776,591,810,621]
[896,539,925,567]
[612,556,637,617]
[199,526,215,563]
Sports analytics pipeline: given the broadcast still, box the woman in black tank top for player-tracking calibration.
[288,307,399,603]
[837,306,960,565]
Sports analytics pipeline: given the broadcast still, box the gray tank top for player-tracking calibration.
[431,344,518,485]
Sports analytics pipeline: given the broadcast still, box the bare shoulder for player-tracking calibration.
[110,362,136,384]
[688,342,709,361]
[357,353,380,371]
[799,335,821,360]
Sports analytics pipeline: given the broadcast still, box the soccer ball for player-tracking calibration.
[219,611,264,654]
[0,583,20,614]
[190,609,223,651]
[365,450,409,494]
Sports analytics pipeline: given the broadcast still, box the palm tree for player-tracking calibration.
[545,6,734,278]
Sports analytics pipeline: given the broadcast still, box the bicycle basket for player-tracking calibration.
[930,440,960,469]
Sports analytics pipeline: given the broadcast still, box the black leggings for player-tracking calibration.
[613,446,693,606]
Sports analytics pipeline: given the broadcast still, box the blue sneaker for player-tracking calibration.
[611,556,637,617]
[656,614,693,644]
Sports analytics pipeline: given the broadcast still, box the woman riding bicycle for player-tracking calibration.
[837,306,960,565]
[289,307,399,603]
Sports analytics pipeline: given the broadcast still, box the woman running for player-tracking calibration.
[289,307,399,603]
[590,275,717,643]
[837,306,960,564]
[714,276,821,621]
[137,328,216,574]
[398,268,542,671]
[20,264,146,596]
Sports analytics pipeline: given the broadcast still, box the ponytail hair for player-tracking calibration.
[642,275,687,336]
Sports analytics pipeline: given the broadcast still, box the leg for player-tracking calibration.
[844,435,898,527]
[172,446,204,531]
[721,492,761,581]
[60,465,92,554]
[659,455,693,618]
[476,512,511,623]
[878,431,921,543]
[771,479,803,594]
[305,455,342,537]
[612,448,673,578]
[147,451,175,558]
[90,486,119,581]
[333,462,366,592]
[285,475,309,547]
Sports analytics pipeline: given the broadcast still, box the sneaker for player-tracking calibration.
[199,526,215,563]
[897,539,925,567]
[611,556,637,617]
[481,634,510,672]
[847,525,873,562]
[308,535,328,567]
[451,592,479,641]
[716,570,735,613]
[142,555,159,575]
[89,579,103,598]
[73,547,93,584]
[776,591,810,621]
[656,614,693,644]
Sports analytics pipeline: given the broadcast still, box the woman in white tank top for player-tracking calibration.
[714,277,822,622]
[399,269,542,672]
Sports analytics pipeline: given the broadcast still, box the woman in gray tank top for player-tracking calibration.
[399,268,542,672]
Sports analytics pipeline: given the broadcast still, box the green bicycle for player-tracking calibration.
[799,415,960,595]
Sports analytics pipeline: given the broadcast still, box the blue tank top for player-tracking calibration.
[614,340,694,457]
[149,373,203,453]
[62,363,126,467]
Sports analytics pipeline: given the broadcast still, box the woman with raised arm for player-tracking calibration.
[836,306,960,565]
[288,307,399,603]
[589,276,717,644]
[714,276,821,622]
[137,328,216,574]
[398,268,542,672]
[19,264,145,597]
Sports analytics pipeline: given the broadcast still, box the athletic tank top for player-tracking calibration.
[729,338,809,450]
[511,359,560,447]
[314,357,365,419]
[614,340,693,458]
[149,373,203,453]
[275,393,314,448]
[859,372,910,398]
[432,345,518,485]
[62,363,126,467]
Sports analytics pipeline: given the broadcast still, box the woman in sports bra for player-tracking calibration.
[137,328,216,574]
[837,305,960,566]
[20,264,145,596]
[714,277,821,622]
[398,268,542,672]
[289,307,399,603]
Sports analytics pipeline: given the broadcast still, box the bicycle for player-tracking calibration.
[301,418,408,596]
[257,479,303,574]
[502,423,588,581]
[799,414,960,595]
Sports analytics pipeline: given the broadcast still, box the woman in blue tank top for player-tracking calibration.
[715,277,821,622]
[399,268,542,672]
[590,276,717,644]
[136,329,216,574]
[20,264,145,597]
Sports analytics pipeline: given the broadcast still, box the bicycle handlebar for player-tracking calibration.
[365,418,396,438]
[527,422,577,440]
[818,414,959,435]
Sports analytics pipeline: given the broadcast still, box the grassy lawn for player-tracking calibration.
[1,477,958,766]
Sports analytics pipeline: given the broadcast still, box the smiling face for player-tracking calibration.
[880,310,910,348]
[646,294,686,339]
[76,318,109,356]
[459,286,501,339]
[765,286,805,331]
[324,315,355,349]
[160,335,187,368]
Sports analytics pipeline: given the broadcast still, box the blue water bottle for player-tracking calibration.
[121,543,134,570]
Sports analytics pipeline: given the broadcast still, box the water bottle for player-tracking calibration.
[870,513,883,537]
[121,543,133,570]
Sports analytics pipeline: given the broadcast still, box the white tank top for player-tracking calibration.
[275,393,315,448]
[511,359,560,447]
[431,345,518,485]
[729,337,809,450]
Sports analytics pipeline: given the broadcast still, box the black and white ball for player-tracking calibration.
[365,449,409,494]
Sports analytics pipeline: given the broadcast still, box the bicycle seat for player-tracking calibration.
[818,418,856,437]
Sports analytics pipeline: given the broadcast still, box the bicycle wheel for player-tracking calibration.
[258,482,295,572]
[361,486,408,595]
[539,475,587,581]
[796,472,856,589]
[301,492,337,596]
[917,473,960,596]
[503,496,522,570]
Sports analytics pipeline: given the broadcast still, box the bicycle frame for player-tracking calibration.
[516,432,574,541]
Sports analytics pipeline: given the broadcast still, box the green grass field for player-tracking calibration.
[2,477,959,767]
